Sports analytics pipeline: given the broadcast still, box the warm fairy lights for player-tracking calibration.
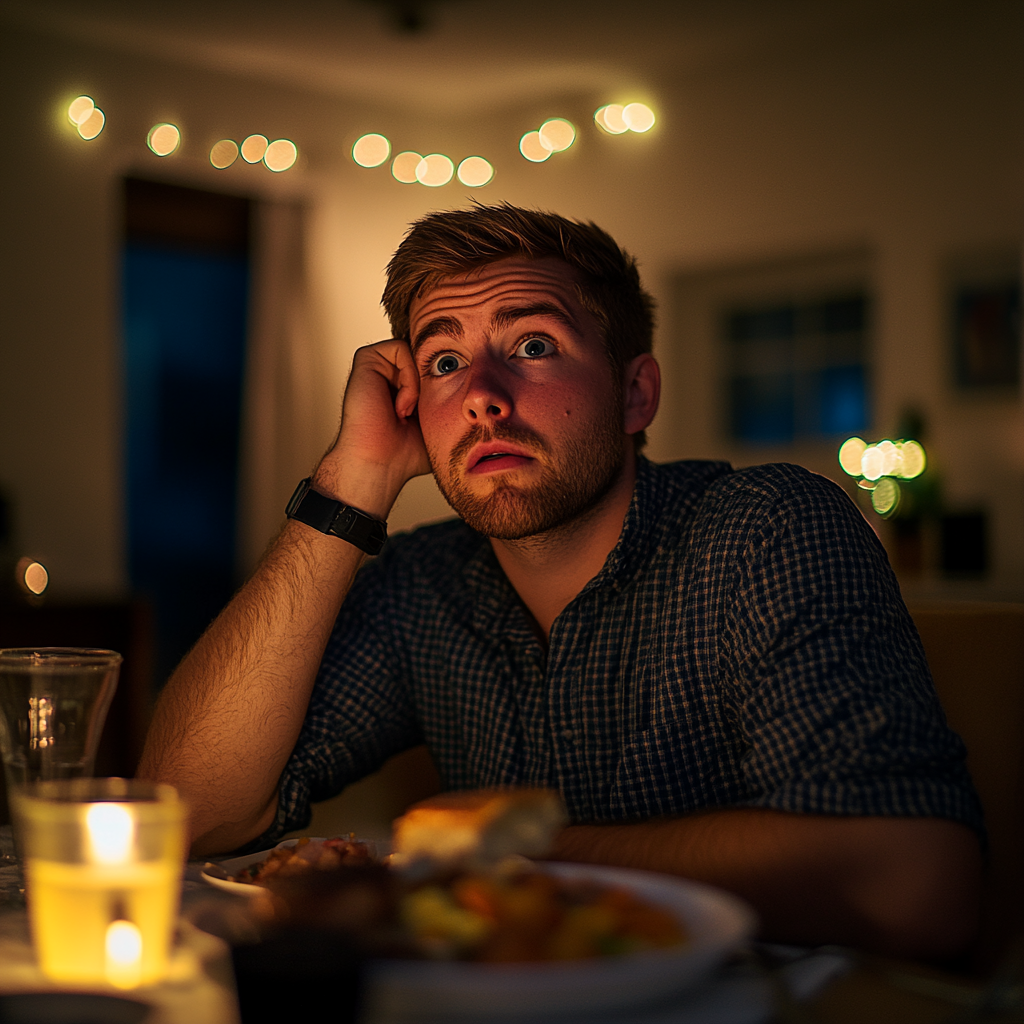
[519,131,551,163]
[538,118,576,153]
[595,102,655,135]
[457,156,494,187]
[68,96,105,140]
[264,139,298,172]
[352,133,391,167]
[210,139,238,168]
[415,153,455,187]
[15,557,48,596]
[520,117,575,163]
[147,124,180,157]
[391,151,423,183]
[59,86,663,181]
[240,134,268,163]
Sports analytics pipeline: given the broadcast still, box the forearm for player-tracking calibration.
[137,519,367,853]
[550,810,982,959]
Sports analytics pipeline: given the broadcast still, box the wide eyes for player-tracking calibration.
[426,337,555,377]
[514,337,555,359]
[427,353,467,376]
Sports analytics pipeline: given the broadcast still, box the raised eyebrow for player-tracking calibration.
[411,316,464,353]
[491,303,581,335]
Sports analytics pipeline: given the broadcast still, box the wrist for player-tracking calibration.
[311,456,406,522]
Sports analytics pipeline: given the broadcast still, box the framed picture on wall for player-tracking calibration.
[949,249,1021,391]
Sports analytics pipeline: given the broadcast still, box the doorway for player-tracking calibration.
[121,178,251,686]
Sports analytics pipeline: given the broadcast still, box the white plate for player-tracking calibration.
[363,862,757,1022]
[201,837,328,896]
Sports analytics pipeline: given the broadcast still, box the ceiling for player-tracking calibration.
[1,0,939,114]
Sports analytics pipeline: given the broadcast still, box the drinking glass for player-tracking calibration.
[13,778,186,987]
[0,648,121,792]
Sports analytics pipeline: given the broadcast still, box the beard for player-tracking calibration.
[428,406,626,541]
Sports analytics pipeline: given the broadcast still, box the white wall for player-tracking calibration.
[1,4,1021,600]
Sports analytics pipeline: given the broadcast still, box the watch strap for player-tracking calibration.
[285,478,387,555]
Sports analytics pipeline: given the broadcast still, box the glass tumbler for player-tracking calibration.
[0,648,121,792]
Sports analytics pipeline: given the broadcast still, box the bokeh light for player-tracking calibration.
[77,107,105,141]
[68,96,95,126]
[416,153,454,187]
[898,440,926,479]
[457,156,494,187]
[860,445,885,482]
[264,139,298,172]
[595,104,628,135]
[391,151,423,183]
[875,439,900,477]
[210,139,238,169]
[519,131,551,163]
[15,557,48,596]
[622,102,656,132]
[538,118,576,153]
[838,437,867,477]
[147,123,180,157]
[352,133,391,168]
[240,134,268,163]
[871,478,900,516]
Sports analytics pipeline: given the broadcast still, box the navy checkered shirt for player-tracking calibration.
[264,458,982,843]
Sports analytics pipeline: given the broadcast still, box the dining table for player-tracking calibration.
[0,824,1018,1024]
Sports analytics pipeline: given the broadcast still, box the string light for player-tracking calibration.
[415,153,454,187]
[210,140,238,169]
[264,139,297,172]
[147,124,180,157]
[595,102,655,135]
[595,104,628,135]
[67,96,105,140]
[391,151,423,183]
[240,134,268,163]
[352,134,391,168]
[538,119,576,153]
[622,103,656,132]
[456,156,494,187]
[519,131,551,163]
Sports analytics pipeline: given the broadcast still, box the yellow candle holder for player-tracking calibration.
[13,778,186,988]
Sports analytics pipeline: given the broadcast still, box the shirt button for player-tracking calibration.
[560,728,575,743]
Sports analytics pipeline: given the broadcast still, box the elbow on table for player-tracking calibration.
[856,819,983,961]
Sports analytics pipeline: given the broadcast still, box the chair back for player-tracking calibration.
[909,601,1024,971]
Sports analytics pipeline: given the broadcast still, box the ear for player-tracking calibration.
[623,353,661,436]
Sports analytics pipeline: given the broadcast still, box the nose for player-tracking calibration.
[462,355,513,424]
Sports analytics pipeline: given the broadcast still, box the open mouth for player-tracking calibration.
[469,449,535,473]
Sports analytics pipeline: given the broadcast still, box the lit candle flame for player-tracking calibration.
[105,919,143,989]
[86,804,135,865]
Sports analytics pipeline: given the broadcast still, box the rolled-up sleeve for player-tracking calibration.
[720,470,983,833]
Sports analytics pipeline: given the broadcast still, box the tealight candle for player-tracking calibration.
[14,778,186,988]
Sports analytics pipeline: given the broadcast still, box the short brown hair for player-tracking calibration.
[382,203,656,379]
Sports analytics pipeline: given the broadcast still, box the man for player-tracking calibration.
[139,204,982,958]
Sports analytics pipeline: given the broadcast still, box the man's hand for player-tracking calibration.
[137,339,432,855]
[314,339,431,515]
[549,811,982,960]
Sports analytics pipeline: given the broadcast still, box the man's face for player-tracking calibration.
[409,258,628,540]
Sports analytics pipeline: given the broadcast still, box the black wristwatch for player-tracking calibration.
[285,478,387,555]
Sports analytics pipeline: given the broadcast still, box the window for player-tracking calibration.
[725,292,870,445]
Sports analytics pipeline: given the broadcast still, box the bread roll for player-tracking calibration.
[392,788,567,868]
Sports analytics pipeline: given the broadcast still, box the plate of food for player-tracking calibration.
[363,860,756,1021]
[201,834,376,896]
